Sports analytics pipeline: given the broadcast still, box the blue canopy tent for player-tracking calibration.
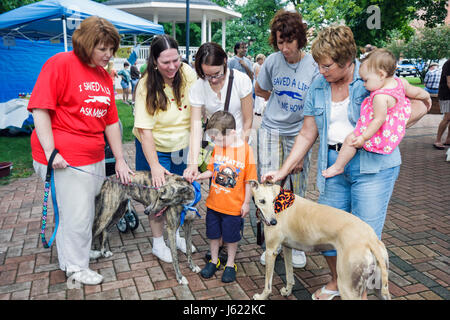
[0,0,164,102]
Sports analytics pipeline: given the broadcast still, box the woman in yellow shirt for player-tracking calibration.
[133,35,197,263]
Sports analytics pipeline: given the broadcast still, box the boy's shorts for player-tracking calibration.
[206,208,243,243]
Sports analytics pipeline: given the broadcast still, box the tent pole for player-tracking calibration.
[62,16,68,52]
[186,0,190,63]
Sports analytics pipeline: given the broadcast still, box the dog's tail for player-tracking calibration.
[368,240,391,300]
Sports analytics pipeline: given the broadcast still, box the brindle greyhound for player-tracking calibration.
[91,171,201,285]
[250,180,390,300]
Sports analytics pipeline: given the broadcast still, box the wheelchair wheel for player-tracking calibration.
[125,208,139,231]
[116,217,128,233]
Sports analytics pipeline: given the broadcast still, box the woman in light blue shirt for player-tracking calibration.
[262,26,429,300]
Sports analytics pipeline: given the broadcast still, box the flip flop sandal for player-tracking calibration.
[433,143,445,150]
[311,286,340,300]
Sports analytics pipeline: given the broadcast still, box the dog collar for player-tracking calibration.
[180,181,202,226]
[274,189,295,214]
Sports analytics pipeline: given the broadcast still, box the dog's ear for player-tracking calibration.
[248,180,259,190]
[262,180,274,186]
[274,184,281,196]
[159,185,173,200]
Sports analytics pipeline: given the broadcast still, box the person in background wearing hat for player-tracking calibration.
[424,63,442,94]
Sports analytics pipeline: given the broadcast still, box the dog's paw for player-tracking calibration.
[253,293,266,300]
[89,250,102,260]
[191,265,201,273]
[280,287,292,297]
[178,276,189,285]
[101,250,113,258]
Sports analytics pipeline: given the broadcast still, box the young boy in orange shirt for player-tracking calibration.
[196,111,257,283]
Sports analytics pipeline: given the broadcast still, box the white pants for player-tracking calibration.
[34,160,105,272]
[254,96,266,115]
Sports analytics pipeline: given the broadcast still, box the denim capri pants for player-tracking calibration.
[318,149,400,256]
[135,138,187,175]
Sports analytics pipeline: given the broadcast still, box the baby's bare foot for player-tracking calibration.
[322,165,344,178]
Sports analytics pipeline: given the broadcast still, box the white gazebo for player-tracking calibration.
[104,0,241,59]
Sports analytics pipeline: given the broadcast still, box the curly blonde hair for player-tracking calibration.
[311,25,356,67]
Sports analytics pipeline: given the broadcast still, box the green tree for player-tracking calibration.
[387,25,450,82]
[0,0,37,13]
[0,0,109,13]
[212,0,283,57]
[414,0,448,28]
[162,22,202,47]
[291,0,417,48]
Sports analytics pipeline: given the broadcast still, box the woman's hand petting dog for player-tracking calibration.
[115,158,134,184]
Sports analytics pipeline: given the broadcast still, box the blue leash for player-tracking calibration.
[41,156,200,246]
[40,149,60,248]
[180,181,202,227]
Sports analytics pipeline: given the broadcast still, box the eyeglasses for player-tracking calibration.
[318,62,336,72]
[204,72,225,81]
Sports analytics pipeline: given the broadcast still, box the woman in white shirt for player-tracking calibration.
[183,42,253,183]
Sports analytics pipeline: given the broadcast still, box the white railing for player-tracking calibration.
[121,45,199,61]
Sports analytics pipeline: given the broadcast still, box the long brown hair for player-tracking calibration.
[145,35,183,116]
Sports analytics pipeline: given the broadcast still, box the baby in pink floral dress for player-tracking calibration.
[323,49,430,178]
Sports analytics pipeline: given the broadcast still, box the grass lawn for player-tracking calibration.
[0,100,134,185]
[405,76,425,88]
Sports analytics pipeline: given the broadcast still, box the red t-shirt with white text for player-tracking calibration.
[28,51,119,166]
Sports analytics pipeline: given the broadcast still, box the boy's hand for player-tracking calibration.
[241,202,250,218]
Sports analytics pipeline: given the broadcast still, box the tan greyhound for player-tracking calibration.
[250,181,390,300]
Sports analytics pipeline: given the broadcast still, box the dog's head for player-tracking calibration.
[249,180,280,226]
[144,176,195,217]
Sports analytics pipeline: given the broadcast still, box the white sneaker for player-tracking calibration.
[152,244,173,263]
[176,237,197,254]
[292,249,307,268]
[67,268,103,285]
[260,246,282,266]
[260,247,307,268]
[446,148,450,162]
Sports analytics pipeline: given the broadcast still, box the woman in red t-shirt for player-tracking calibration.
[28,17,132,285]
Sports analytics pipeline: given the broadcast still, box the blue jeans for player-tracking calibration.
[425,87,438,94]
[131,79,139,93]
[318,149,400,256]
[135,138,187,175]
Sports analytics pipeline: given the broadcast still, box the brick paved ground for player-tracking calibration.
[0,114,448,300]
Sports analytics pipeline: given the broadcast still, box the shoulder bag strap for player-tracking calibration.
[224,69,234,112]
[280,174,294,191]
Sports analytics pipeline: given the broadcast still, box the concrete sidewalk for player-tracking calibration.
[0,114,448,300]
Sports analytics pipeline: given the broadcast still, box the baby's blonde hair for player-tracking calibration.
[361,48,397,77]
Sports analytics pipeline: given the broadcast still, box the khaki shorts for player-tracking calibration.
[256,126,311,197]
